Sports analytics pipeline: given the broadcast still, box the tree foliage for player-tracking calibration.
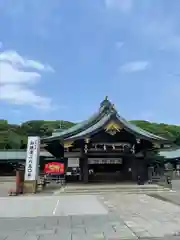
[0,120,75,149]
[0,119,180,149]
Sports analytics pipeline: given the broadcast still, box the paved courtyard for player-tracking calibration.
[0,180,16,197]
[1,193,180,239]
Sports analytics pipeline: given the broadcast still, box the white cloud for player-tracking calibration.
[105,0,133,13]
[120,61,149,73]
[0,62,40,84]
[0,50,53,72]
[0,49,54,109]
[0,84,51,109]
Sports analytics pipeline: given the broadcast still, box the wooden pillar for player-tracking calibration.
[132,158,147,182]
[79,140,89,183]
[122,156,134,181]
[83,156,89,183]
[16,170,20,192]
[79,158,84,181]
[131,158,138,181]
[16,169,24,194]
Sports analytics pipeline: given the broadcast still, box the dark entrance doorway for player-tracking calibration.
[87,158,124,182]
[89,163,123,182]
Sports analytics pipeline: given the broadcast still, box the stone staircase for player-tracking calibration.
[55,183,172,195]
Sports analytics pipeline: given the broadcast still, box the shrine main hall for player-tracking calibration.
[41,97,172,183]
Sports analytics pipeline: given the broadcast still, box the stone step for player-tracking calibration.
[0,176,16,182]
[58,190,172,195]
[60,187,171,195]
[63,185,166,191]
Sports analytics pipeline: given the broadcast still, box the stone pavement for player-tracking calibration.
[149,191,180,206]
[1,193,180,239]
[101,193,180,238]
[1,215,180,240]
[0,181,16,197]
[0,195,108,217]
[0,214,137,240]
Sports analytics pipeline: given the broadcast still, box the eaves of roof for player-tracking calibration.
[41,98,170,143]
[66,114,111,140]
[116,114,168,142]
[158,147,180,159]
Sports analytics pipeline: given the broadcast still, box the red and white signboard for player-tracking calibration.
[44,162,64,174]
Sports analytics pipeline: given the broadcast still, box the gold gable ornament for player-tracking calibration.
[153,143,160,149]
[104,121,123,136]
[84,138,90,144]
[63,141,74,148]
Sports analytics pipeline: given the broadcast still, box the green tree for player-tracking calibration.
[1,119,180,149]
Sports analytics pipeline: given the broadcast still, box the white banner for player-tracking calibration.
[68,158,79,167]
[24,137,40,181]
[88,158,122,164]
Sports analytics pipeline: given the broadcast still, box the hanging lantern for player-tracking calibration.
[136,138,141,144]
[84,144,88,153]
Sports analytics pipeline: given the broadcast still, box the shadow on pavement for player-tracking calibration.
[148,192,180,206]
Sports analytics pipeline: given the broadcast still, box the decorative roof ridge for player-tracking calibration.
[65,114,112,141]
[61,100,118,141]
[41,97,171,143]
[114,112,169,141]
[127,120,167,140]
[109,100,165,141]
[42,105,109,142]
[63,108,108,139]
[99,96,117,114]
[41,99,116,142]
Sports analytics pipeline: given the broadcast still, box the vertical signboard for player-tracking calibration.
[24,136,40,181]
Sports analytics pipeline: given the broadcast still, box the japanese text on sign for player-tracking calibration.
[27,140,34,177]
[88,158,122,164]
[25,137,40,181]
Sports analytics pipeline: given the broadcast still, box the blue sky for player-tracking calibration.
[0,0,180,124]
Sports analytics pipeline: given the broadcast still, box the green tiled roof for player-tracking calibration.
[42,109,105,142]
[158,148,180,159]
[67,114,111,140]
[0,150,52,160]
[0,148,179,161]
[116,114,166,141]
[41,97,170,143]
[42,102,109,142]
